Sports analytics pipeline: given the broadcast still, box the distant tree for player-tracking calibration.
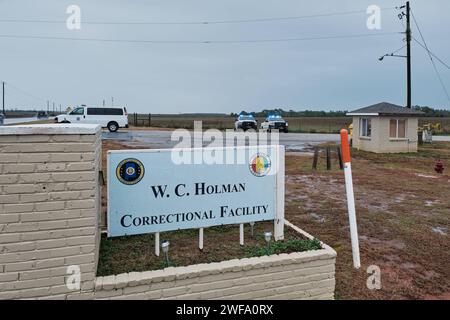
[235,105,449,117]
[414,105,450,117]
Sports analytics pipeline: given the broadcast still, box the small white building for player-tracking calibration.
[347,102,424,153]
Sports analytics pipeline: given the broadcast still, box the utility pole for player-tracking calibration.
[406,1,412,108]
[2,81,5,115]
[111,97,114,106]
[47,100,49,114]
[379,1,412,108]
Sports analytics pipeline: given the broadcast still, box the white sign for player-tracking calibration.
[107,145,285,239]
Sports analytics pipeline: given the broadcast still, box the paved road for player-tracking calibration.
[3,117,39,125]
[102,130,341,152]
[433,136,450,142]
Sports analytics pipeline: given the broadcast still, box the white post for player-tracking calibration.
[239,224,244,246]
[199,228,204,250]
[341,129,361,269]
[154,232,160,257]
[274,145,285,241]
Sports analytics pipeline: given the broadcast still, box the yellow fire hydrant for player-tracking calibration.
[348,123,353,147]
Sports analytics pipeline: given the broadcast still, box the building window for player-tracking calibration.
[389,119,406,138]
[360,118,372,137]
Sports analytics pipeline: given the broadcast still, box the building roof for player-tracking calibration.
[346,102,425,117]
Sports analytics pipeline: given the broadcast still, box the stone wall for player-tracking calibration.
[0,124,102,299]
[76,246,336,300]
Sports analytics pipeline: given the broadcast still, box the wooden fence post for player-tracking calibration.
[326,147,331,170]
[337,146,344,170]
[312,147,319,170]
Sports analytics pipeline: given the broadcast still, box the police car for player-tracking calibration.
[234,114,257,131]
[260,115,288,133]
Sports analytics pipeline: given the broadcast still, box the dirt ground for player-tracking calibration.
[284,143,450,300]
[100,140,450,300]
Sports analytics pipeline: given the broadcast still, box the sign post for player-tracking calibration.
[155,232,160,256]
[274,145,285,241]
[199,228,204,250]
[340,129,361,269]
[107,145,285,248]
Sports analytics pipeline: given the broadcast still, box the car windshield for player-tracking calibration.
[267,115,284,121]
[238,115,255,121]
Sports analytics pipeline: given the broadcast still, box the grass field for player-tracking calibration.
[128,114,351,133]
[128,114,450,134]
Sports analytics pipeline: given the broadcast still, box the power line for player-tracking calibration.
[411,10,450,104]
[4,82,47,103]
[2,85,45,109]
[0,7,396,25]
[412,37,450,70]
[389,44,407,56]
[0,80,53,110]
[0,32,401,44]
[6,90,42,108]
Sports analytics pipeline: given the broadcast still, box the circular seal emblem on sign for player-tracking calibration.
[249,153,271,177]
[116,158,145,185]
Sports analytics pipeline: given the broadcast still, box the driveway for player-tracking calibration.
[102,130,341,152]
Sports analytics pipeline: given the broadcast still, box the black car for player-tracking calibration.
[37,111,48,119]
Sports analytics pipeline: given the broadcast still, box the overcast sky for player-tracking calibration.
[0,0,449,113]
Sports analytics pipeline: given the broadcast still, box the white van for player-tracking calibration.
[55,106,128,132]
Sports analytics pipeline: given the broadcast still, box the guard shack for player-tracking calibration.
[347,102,424,153]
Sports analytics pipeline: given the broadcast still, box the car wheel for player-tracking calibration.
[107,121,119,132]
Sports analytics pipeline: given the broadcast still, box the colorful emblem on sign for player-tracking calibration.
[249,153,271,177]
[116,158,145,185]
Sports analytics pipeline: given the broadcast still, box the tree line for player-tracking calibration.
[232,106,450,118]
